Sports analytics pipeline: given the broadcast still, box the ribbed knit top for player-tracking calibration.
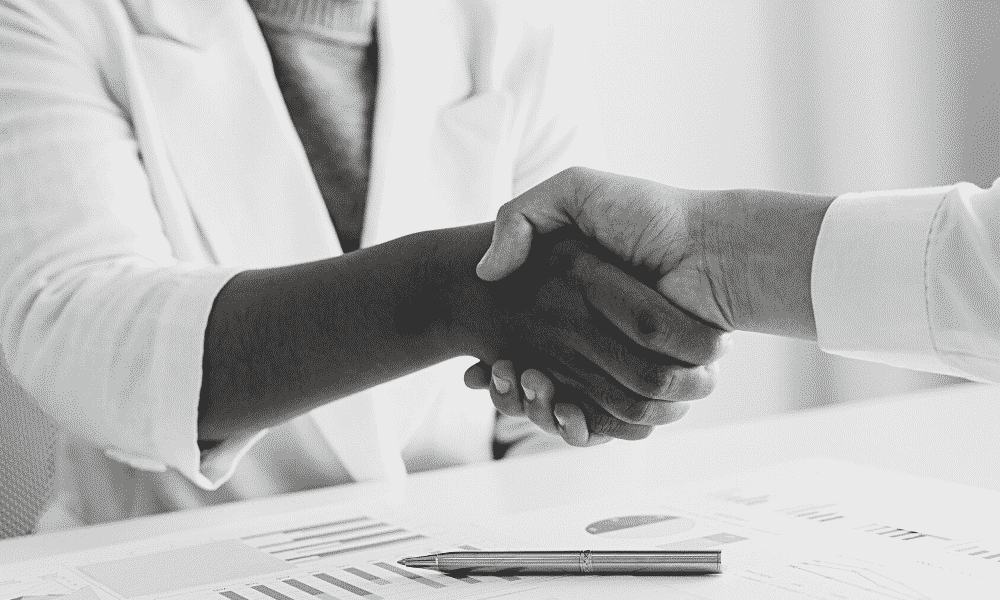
[249,0,375,43]
[248,0,378,253]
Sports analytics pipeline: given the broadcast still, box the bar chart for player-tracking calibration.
[658,533,748,551]
[105,513,552,600]
[242,516,427,563]
[200,553,543,600]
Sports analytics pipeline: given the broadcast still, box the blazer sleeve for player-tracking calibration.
[812,178,1000,383]
[0,2,256,490]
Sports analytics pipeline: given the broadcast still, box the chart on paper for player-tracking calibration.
[1,506,713,600]
[5,459,999,600]
[489,459,1000,599]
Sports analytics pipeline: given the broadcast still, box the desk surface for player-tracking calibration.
[2,382,997,563]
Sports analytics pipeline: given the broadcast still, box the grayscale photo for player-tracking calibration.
[1,1,998,597]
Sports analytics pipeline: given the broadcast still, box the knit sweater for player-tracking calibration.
[249,0,377,253]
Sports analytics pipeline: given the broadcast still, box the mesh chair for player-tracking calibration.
[0,348,57,539]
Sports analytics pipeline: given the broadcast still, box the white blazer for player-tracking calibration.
[0,0,602,523]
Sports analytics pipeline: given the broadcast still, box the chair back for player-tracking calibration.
[0,348,57,539]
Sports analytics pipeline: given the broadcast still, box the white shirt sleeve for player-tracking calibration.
[811,178,1000,383]
[0,2,262,490]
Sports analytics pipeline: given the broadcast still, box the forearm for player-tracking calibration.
[198,223,496,441]
[699,189,837,340]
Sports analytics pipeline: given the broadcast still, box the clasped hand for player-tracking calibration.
[459,171,734,446]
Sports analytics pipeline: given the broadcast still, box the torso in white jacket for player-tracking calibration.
[0,0,603,527]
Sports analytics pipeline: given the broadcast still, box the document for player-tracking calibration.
[2,459,996,599]
[490,458,1000,598]
[1,505,662,600]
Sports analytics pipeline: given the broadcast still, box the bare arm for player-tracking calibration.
[691,188,837,340]
[198,225,473,440]
[199,222,712,443]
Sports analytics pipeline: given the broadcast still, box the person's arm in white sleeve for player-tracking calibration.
[476,169,1000,396]
[812,178,1000,383]
[1,4,701,484]
[0,3,247,488]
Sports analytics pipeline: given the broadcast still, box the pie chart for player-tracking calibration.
[585,515,697,539]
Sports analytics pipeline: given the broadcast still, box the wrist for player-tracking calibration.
[422,222,504,360]
[700,189,836,340]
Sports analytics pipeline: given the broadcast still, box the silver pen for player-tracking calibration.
[398,550,722,575]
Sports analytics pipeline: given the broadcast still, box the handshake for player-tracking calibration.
[458,167,835,446]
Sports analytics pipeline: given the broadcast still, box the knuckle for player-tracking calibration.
[621,399,657,424]
[492,395,522,417]
[635,310,681,356]
[662,401,691,424]
[665,365,719,401]
[622,400,687,427]
[589,413,629,438]
[692,364,720,400]
[707,331,735,363]
[668,366,714,402]
[555,239,587,261]
[619,424,654,441]
[643,325,676,355]
[492,358,511,371]
[635,310,733,366]
[688,328,733,366]
[634,363,677,400]
[494,201,517,224]
[560,165,587,184]
[571,248,600,274]
[588,410,654,441]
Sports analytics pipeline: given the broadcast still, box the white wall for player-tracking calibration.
[566,1,806,426]
[567,0,999,426]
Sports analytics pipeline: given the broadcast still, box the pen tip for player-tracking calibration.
[398,555,434,569]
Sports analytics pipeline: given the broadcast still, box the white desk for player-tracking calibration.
[2,382,997,564]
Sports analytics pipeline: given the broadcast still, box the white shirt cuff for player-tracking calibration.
[811,186,972,378]
[103,266,268,490]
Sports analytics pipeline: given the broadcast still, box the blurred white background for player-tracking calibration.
[568,0,1000,426]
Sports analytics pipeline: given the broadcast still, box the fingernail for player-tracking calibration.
[476,252,493,278]
[492,374,511,394]
[554,411,566,431]
[523,386,536,402]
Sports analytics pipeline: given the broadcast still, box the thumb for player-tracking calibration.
[476,210,536,281]
[477,168,591,280]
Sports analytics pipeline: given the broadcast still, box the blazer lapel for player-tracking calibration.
[130,0,341,268]
[362,0,514,248]
[126,0,514,483]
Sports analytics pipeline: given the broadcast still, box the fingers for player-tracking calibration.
[490,360,524,417]
[519,242,721,412]
[464,361,491,389]
[553,403,613,447]
[532,296,719,408]
[559,242,733,366]
[487,362,623,446]
[516,367,624,446]
[541,369,657,440]
[519,369,558,435]
[549,351,700,427]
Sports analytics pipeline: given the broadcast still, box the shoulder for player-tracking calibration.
[0,0,121,55]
